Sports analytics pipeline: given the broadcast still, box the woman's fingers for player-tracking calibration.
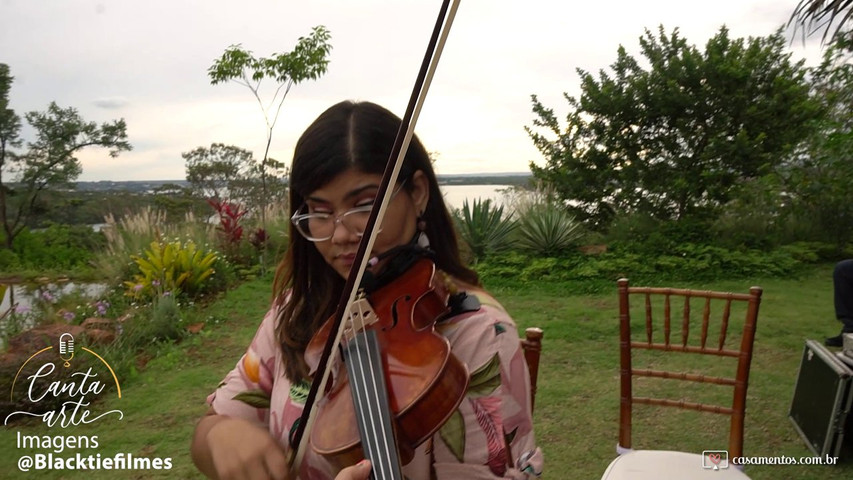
[335,460,371,480]
[263,447,289,480]
[206,416,290,480]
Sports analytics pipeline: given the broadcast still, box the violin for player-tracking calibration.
[288,1,463,478]
[305,255,469,469]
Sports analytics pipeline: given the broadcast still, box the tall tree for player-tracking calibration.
[184,143,254,202]
[208,26,332,213]
[0,64,24,247]
[183,142,288,214]
[232,156,289,215]
[780,41,853,250]
[526,26,822,229]
[208,27,331,268]
[0,66,131,248]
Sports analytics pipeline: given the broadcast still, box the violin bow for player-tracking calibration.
[289,0,462,477]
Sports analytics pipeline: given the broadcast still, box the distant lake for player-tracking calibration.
[440,184,513,210]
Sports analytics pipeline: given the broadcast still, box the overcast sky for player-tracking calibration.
[1,0,825,181]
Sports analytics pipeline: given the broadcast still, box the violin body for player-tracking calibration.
[305,258,470,467]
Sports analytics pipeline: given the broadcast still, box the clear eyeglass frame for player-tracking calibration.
[290,180,407,242]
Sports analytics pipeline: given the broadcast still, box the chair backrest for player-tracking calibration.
[617,278,762,458]
[521,327,543,413]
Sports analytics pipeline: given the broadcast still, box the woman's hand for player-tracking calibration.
[193,410,371,480]
[194,414,289,480]
[335,460,371,480]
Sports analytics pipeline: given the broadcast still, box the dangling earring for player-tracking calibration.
[416,212,430,249]
[417,211,427,232]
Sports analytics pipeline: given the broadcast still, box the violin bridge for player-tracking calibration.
[343,297,379,343]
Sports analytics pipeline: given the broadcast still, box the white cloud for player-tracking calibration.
[93,96,129,109]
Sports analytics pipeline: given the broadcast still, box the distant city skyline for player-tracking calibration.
[1,1,824,181]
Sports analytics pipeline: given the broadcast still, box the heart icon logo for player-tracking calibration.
[709,453,721,465]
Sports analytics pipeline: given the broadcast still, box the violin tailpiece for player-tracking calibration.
[343,298,379,343]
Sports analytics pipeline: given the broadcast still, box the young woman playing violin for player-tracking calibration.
[191,101,543,480]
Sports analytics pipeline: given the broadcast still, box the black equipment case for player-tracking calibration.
[789,339,853,460]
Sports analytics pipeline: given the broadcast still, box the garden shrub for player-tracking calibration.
[476,251,529,279]
[202,256,239,296]
[10,224,105,271]
[0,249,20,270]
[519,257,560,280]
[124,239,218,300]
[121,295,186,345]
[476,241,821,294]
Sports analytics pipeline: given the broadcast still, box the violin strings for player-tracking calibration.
[350,303,394,479]
[346,1,461,477]
[348,307,377,477]
[356,305,387,479]
[358,305,394,480]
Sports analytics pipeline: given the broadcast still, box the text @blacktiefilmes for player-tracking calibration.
[18,452,172,472]
[16,433,171,472]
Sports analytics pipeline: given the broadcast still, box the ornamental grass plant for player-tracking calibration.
[97,207,218,284]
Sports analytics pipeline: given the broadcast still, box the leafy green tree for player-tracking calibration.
[184,143,253,202]
[208,26,332,214]
[208,27,331,269]
[779,41,853,250]
[0,65,131,248]
[231,156,289,214]
[152,182,205,222]
[183,143,287,215]
[0,65,22,165]
[526,26,822,229]
[0,64,23,247]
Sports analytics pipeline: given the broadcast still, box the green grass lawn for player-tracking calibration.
[2,264,851,479]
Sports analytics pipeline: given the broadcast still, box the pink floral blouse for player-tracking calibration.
[207,291,544,479]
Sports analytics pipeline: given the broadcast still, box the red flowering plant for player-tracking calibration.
[207,199,247,259]
[249,228,268,251]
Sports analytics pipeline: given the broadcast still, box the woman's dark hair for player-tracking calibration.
[273,100,479,382]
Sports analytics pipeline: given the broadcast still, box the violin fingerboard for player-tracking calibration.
[343,329,405,480]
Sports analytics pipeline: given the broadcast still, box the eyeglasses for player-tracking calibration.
[291,181,407,242]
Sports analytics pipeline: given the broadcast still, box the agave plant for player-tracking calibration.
[516,201,584,255]
[453,198,516,263]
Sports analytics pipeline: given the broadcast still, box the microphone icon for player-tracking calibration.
[59,333,75,367]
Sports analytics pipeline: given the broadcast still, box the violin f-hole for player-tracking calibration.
[385,295,412,331]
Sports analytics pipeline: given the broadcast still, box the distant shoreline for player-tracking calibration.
[70,173,533,192]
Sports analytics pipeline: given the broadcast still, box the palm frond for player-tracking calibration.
[789,0,853,45]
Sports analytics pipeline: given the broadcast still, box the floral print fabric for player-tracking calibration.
[207,292,543,479]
